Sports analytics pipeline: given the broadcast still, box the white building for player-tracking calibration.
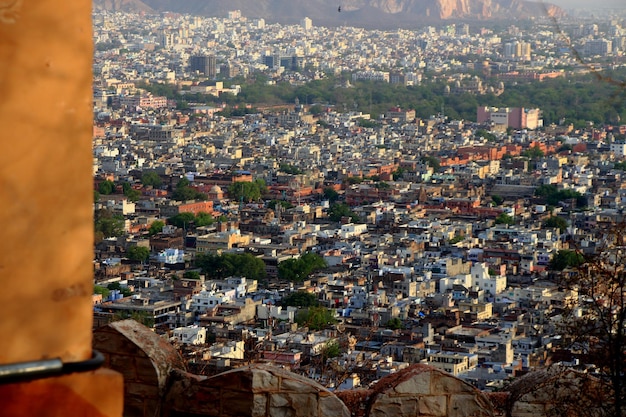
[190,290,231,312]
[172,325,206,345]
[471,262,507,295]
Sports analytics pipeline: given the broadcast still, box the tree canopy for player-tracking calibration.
[549,249,584,271]
[281,291,319,307]
[295,307,337,331]
[195,252,267,281]
[328,203,360,223]
[278,252,327,282]
[127,246,150,263]
[543,215,569,232]
[141,171,162,188]
[228,180,266,203]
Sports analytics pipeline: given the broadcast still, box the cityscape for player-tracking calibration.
[88,3,626,417]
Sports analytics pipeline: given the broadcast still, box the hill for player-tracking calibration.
[94,0,566,28]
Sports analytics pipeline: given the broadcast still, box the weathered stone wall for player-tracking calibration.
[98,321,616,417]
[365,365,494,417]
[94,320,186,417]
[164,365,351,417]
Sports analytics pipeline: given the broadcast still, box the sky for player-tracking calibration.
[538,0,626,9]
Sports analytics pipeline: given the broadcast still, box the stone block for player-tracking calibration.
[369,396,418,417]
[319,395,351,417]
[270,393,317,417]
[512,401,546,416]
[221,389,254,416]
[110,354,137,381]
[251,393,268,417]
[418,395,448,416]
[431,371,476,394]
[280,375,318,393]
[394,372,432,395]
[252,369,280,392]
[126,382,159,398]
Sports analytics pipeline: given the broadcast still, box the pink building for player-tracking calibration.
[477,106,542,130]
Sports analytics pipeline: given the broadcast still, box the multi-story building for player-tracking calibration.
[477,106,542,130]
[189,55,216,77]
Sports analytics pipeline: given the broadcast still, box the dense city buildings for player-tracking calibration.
[90,6,626,416]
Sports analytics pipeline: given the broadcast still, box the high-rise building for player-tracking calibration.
[301,17,312,31]
[189,55,216,77]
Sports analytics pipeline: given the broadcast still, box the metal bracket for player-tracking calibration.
[0,350,104,384]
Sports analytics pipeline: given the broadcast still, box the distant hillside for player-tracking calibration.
[93,0,566,28]
[93,0,154,13]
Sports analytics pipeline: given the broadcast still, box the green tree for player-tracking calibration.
[422,156,441,172]
[94,190,100,203]
[328,203,359,223]
[295,307,337,330]
[183,271,201,280]
[386,317,403,330]
[127,246,150,263]
[281,291,319,307]
[549,249,584,271]
[98,180,116,195]
[543,216,569,232]
[491,194,504,206]
[522,145,545,159]
[195,212,215,227]
[323,187,340,203]
[148,220,165,236]
[320,340,341,362]
[495,213,515,225]
[95,209,125,238]
[94,285,110,299]
[168,212,196,229]
[141,171,162,187]
[106,282,132,297]
[195,252,267,281]
[268,200,294,210]
[228,181,262,203]
[122,182,141,202]
[278,253,327,282]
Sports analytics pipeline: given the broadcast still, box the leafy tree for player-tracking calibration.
[549,249,584,271]
[491,194,504,206]
[475,129,497,142]
[98,180,116,195]
[94,285,110,299]
[94,190,100,203]
[376,181,391,189]
[106,282,132,297]
[295,307,337,330]
[228,181,262,203]
[148,220,165,236]
[183,271,201,280]
[278,253,327,282]
[195,252,267,281]
[522,145,545,159]
[122,182,141,202]
[320,340,341,362]
[95,209,125,238]
[268,200,294,210]
[279,164,304,175]
[281,291,319,307]
[323,187,340,203]
[113,310,154,327]
[422,156,441,173]
[195,212,215,227]
[386,317,403,330]
[127,246,150,263]
[535,185,586,208]
[556,224,626,417]
[543,215,569,232]
[494,213,515,225]
[172,182,207,202]
[141,171,162,188]
[168,212,196,229]
[328,203,359,223]
[449,235,465,244]
[392,166,406,181]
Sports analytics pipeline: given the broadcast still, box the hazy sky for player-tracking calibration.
[538,0,626,9]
